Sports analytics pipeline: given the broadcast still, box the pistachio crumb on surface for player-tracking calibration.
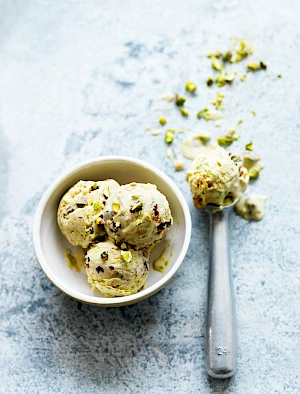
[207,76,214,86]
[251,110,256,116]
[159,117,167,125]
[245,142,253,151]
[212,57,222,71]
[175,94,186,106]
[165,129,175,144]
[247,61,267,71]
[180,107,189,117]
[217,129,239,146]
[185,81,197,93]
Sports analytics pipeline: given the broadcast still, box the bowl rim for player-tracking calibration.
[33,156,191,306]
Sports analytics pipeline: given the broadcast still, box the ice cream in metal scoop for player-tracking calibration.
[186,146,249,379]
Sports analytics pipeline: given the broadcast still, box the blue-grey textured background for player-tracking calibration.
[0,1,299,393]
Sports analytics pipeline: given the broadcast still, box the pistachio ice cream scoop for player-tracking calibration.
[103,183,173,249]
[85,239,150,297]
[186,146,249,209]
[57,179,120,248]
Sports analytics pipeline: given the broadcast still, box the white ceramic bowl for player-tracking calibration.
[33,156,191,306]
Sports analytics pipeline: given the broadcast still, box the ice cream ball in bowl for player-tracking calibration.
[33,156,191,306]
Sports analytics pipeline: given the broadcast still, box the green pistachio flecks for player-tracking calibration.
[131,201,143,212]
[207,76,214,86]
[217,129,240,146]
[197,108,208,119]
[93,202,103,212]
[136,219,142,226]
[101,251,108,259]
[165,129,175,144]
[175,94,186,106]
[103,186,110,198]
[212,57,222,71]
[247,61,267,71]
[185,81,197,93]
[248,169,260,179]
[216,73,235,87]
[245,142,253,151]
[121,251,132,263]
[120,242,127,250]
[222,51,232,62]
[240,74,246,81]
[159,117,167,125]
[112,202,120,213]
[180,107,189,117]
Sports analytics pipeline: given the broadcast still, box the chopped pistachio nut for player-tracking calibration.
[101,251,108,259]
[245,142,253,151]
[251,110,256,116]
[214,120,222,127]
[144,213,152,222]
[207,76,214,86]
[180,107,189,117]
[95,217,103,225]
[165,129,175,144]
[248,169,260,179]
[159,117,167,125]
[237,119,243,125]
[185,81,197,93]
[121,250,132,263]
[222,51,232,62]
[131,201,143,212]
[112,202,120,213]
[93,202,103,212]
[260,61,267,69]
[178,128,184,133]
[197,108,208,119]
[247,61,267,71]
[217,129,240,146]
[277,74,282,78]
[103,186,110,198]
[175,94,186,106]
[211,92,224,109]
[216,73,235,87]
[136,219,142,226]
[207,51,221,58]
[240,74,246,81]
[212,57,222,71]
[120,242,127,250]
[235,40,253,62]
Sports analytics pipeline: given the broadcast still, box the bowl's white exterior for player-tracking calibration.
[33,156,191,306]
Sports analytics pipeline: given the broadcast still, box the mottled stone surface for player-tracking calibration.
[0,1,299,393]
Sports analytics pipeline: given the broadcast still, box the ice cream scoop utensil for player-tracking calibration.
[205,202,237,379]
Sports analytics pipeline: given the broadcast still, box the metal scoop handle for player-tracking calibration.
[205,209,237,379]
